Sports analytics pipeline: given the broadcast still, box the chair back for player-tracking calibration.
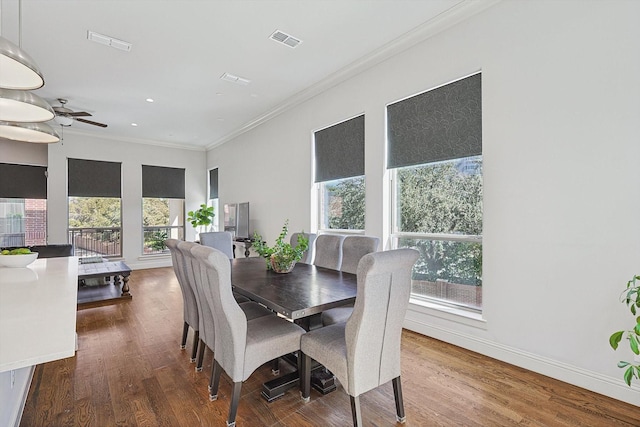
[191,244,248,381]
[178,241,215,347]
[166,239,198,328]
[199,231,234,259]
[290,232,316,264]
[340,235,380,274]
[313,234,345,270]
[344,248,419,396]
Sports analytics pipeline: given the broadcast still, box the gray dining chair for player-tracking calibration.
[166,239,200,362]
[321,235,380,326]
[200,231,235,259]
[290,232,316,264]
[300,248,419,426]
[180,241,273,373]
[192,244,306,427]
[313,234,346,270]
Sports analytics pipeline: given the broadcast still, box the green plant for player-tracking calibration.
[187,204,215,231]
[252,220,309,272]
[148,231,168,251]
[609,274,640,386]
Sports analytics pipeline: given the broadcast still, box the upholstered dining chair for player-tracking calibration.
[321,235,380,326]
[166,239,201,361]
[313,234,346,270]
[191,244,306,427]
[300,248,419,426]
[200,231,235,259]
[179,241,273,373]
[290,232,316,264]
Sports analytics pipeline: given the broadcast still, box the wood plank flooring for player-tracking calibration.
[20,267,640,426]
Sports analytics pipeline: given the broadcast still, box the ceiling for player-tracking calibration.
[1,0,488,150]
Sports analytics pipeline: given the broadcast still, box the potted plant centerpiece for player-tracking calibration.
[252,220,309,273]
[609,274,640,386]
[187,204,215,237]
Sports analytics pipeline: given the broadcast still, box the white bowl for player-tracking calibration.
[0,253,39,268]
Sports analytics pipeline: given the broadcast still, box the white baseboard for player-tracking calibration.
[403,315,640,407]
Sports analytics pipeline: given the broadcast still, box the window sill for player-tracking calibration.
[408,297,487,330]
[138,253,170,261]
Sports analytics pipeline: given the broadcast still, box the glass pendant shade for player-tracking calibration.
[0,36,45,90]
[0,88,54,122]
[0,121,60,143]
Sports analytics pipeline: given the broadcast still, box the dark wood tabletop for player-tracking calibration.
[231,257,356,320]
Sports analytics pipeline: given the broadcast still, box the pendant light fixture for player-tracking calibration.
[0,0,59,143]
[0,36,45,90]
[0,121,59,143]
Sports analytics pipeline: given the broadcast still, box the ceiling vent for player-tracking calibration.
[220,73,251,86]
[270,30,302,48]
[87,31,132,52]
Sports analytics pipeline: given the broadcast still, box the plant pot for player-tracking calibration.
[270,255,296,273]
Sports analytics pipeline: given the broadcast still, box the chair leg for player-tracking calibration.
[300,352,311,402]
[195,339,205,372]
[392,376,406,423]
[226,381,242,427]
[209,359,222,399]
[350,395,363,426]
[190,330,199,362]
[180,322,189,349]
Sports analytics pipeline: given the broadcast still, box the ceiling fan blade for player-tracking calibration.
[67,111,92,117]
[76,118,108,128]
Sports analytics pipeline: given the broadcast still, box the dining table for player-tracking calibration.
[230,257,357,401]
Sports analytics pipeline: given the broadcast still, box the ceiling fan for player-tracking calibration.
[52,98,107,128]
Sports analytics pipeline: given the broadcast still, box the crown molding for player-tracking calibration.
[206,0,501,151]
[58,127,207,152]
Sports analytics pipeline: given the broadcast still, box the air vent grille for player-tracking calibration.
[87,31,132,52]
[270,30,302,48]
[220,73,251,86]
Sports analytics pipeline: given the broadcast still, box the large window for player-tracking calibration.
[0,163,48,247]
[68,159,122,258]
[142,165,185,255]
[388,73,483,311]
[314,115,365,232]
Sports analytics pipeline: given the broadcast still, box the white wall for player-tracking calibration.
[47,132,206,269]
[207,1,640,405]
[0,140,48,166]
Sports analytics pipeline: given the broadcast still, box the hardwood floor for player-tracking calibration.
[21,267,639,426]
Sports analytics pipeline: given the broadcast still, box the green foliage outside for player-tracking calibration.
[324,176,365,230]
[397,157,483,286]
[143,198,170,226]
[609,275,640,386]
[69,197,121,228]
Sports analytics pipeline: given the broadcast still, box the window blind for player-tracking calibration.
[0,163,47,199]
[142,165,185,199]
[314,114,365,183]
[68,158,121,197]
[387,73,482,169]
[209,168,218,199]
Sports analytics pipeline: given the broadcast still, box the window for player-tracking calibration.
[208,168,219,231]
[388,73,483,311]
[142,165,185,254]
[0,163,48,247]
[68,159,122,258]
[314,115,365,232]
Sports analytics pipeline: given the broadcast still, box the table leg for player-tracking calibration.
[121,274,131,297]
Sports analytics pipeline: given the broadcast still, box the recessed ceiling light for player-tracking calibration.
[146,98,154,103]
[131,123,138,127]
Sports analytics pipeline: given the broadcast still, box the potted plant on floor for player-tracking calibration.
[252,220,309,273]
[609,274,640,386]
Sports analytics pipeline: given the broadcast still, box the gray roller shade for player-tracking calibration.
[387,73,482,169]
[0,163,47,199]
[68,158,121,197]
[142,165,185,198]
[209,168,218,199]
[314,114,365,183]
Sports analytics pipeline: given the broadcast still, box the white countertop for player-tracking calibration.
[0,257,78,372]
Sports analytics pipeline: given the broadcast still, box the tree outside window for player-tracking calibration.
[320,176,365,231]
